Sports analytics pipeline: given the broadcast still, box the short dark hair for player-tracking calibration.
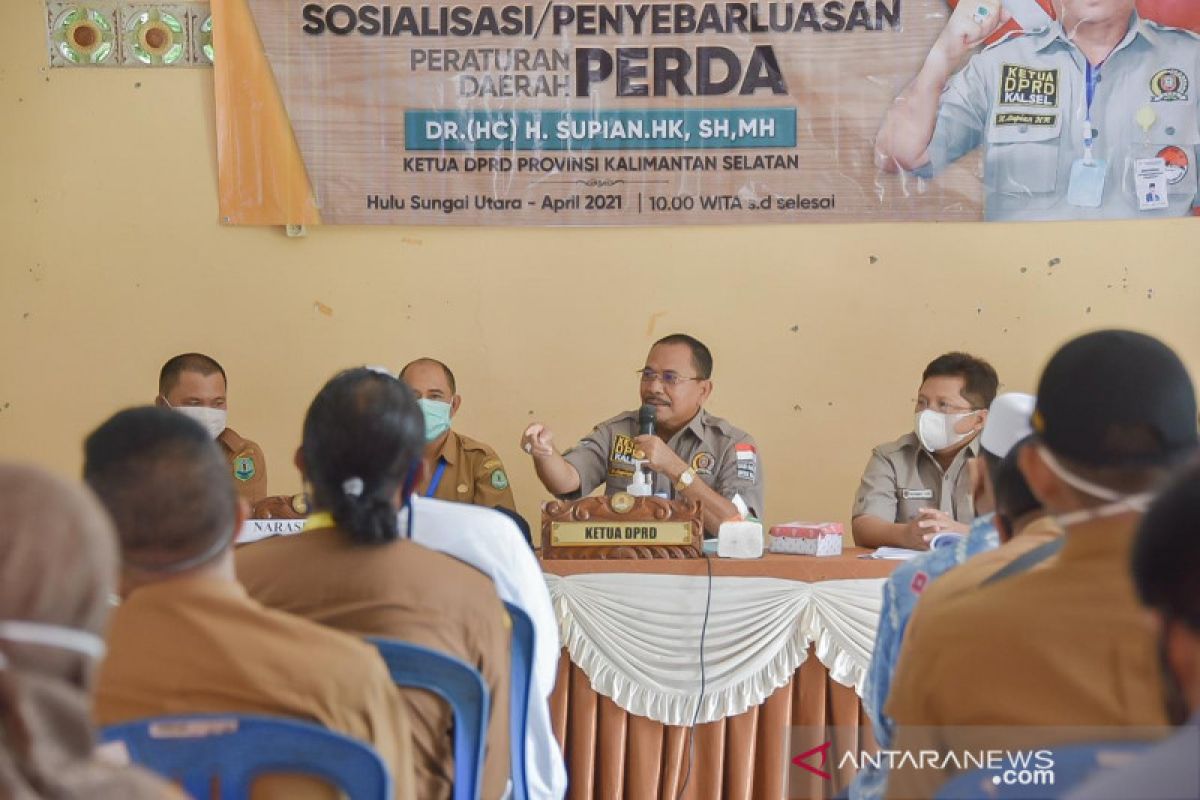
[1133,458,1200,629]
[653,334,713,380]
[302,368,425,545]
[159,353,227,396]
[399,357,457,394]
[993,439,1041,530]
[84,407,236,571]
[922,352,999,409]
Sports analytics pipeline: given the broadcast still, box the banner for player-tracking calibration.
[212,0,1200,225]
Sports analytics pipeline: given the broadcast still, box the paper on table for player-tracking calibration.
[859,546,921,561]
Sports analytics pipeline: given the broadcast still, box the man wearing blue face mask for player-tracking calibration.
[399,357,518,513]
[852,352,999,549]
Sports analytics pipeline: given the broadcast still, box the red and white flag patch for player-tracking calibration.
[735,443,758,482]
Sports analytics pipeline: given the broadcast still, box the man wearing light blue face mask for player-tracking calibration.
[399,357,518,514]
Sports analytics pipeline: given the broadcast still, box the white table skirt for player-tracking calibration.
[544,572,884,727]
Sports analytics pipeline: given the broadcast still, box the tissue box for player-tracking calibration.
[717,520,764,559]
[769,522,844,556]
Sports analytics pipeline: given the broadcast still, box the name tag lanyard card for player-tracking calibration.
[1068,60,1106,207]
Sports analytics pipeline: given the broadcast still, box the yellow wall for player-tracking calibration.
[4,1,1200,538]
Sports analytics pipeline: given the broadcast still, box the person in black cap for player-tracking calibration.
[886,329,1198,799]
[1066,459,1200,800]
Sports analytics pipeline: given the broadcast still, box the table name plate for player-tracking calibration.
[550,521,693,547]
[541,493,702,559]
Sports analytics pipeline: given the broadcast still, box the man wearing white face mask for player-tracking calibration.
[399,357,518,513]
[155,353,268,505]
[852,352,999,549]
[885,329,1198,799]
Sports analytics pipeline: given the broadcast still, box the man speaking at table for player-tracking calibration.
[521,334,763,537]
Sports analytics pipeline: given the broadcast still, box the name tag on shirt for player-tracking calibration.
[900,489,934,500]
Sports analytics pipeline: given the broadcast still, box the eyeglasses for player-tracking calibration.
[637,368,702,387]
[915,399,979,414]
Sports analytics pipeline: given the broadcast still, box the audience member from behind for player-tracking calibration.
[156,353,268,504]
[85,408,415,800]
[886,330,1198,798]
[0,463,180,800]
[1068,459,1200,800]
[235,368,512,800]
[852,352,999,549]
[854,392,1031,800]
[400,357,518,513]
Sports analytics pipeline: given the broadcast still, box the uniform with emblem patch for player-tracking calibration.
[559,408,764,519]
[217,427,268,505]
[918,13,1200,220]
[418,430,517,513]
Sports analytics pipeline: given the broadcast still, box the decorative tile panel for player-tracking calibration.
[46,2,212,67]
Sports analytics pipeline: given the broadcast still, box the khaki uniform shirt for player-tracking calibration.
[235,524,511,800]
[419,430,517,514]
[922,15,1200,221]
[852,433,978,525]
[95,576,415,800]
[560,408,764,519]
[885,514,1166,798]
[218,428,268,505]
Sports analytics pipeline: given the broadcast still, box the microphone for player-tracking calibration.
[638,404,657,437]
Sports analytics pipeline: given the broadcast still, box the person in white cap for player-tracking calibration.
[854,392,1041,800]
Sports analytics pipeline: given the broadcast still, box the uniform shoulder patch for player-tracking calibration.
[480,457,503,472]
[490,469,509,491]
[233,454,256,482]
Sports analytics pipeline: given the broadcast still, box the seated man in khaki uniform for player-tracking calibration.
[156,352,268,505]
[851,352,998,549]
[522,333,762,536]
[399,357,517,514]
[84,406,415,800]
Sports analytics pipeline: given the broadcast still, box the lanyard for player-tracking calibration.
[1083,61,1102,161]
[425,460,448,497]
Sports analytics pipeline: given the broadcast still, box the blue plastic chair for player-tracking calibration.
[933,740,1151,799]
[100,713,391,800]
[504,602,535,800]
[369,637,489,800]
